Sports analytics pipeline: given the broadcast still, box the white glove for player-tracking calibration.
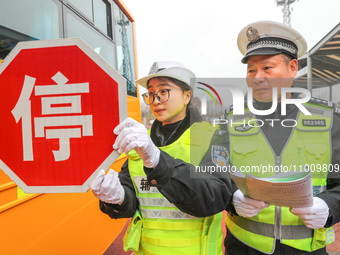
[113,117,160,168]
[91,169,125,204]
[290,197,329,229]
[233,189,269,218]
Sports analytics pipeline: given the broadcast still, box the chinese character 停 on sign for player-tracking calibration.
[12,71,93,162]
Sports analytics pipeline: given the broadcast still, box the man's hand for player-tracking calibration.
[91,169,125,204]
[290,197,329,229]
[113,117,160,168]
[233,189,269,217]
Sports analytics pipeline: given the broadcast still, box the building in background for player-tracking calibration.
[295,22,340,107]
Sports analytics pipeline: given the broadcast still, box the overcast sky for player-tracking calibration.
[124,0,340,81]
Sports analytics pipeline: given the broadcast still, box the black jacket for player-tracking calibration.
[100,106,233,218]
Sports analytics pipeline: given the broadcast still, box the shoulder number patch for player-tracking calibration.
[302,119,326,127]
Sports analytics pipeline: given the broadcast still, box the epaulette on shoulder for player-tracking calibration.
[307,97,334,108]
[307,96,340,113]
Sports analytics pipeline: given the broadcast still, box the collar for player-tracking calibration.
[150,106,203,147]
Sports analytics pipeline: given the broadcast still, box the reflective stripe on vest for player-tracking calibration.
[125,122,223,255]
[326,228,336,243]
[138,197,175,208]
[140,208,197,220]
[227,213,313,239]
[227,103,334,253]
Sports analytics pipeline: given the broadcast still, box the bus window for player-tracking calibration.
[66,0,112,38]
[65,9,116,67]
[0,0,61,41]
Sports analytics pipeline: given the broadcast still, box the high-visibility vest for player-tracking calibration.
[125,122,223,255]
[226,103,335,254]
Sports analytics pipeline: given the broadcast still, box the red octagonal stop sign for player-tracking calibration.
[0,38,127,193]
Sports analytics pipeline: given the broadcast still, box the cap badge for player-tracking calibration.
[148,62,159,75]
[246,27,259,42]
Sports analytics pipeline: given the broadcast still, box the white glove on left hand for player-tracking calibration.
[91,169,125,204]
[113,117,160,168]
[290,197,329,229]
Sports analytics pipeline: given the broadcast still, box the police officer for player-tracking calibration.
[225,20,340,254]
[91,61,232,255]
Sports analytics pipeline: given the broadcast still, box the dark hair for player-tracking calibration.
[147,76,192,105]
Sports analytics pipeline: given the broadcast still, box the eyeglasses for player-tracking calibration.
[142,88,177,105]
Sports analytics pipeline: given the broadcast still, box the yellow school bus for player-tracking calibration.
[0,0,139,254]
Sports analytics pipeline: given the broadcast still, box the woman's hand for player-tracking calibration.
[113,117,160,168]
[91,169,125,204]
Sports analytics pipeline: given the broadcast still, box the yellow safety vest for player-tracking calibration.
[227,103,335,254]
[124,122,223,255]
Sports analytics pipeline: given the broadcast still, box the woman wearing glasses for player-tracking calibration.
[91,61,232,255]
